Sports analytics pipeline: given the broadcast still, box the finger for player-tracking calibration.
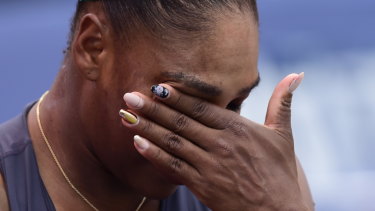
[123,93,215,149]
[150,84,233,129]
[119,109,209,166]
[264,72,304,131]
[133,134,201,185]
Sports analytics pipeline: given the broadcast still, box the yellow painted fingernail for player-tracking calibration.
[119,109,138,124]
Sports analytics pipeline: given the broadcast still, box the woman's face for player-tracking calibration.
[87,12,259,198]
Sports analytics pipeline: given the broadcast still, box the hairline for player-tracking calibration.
[67,1,259,49]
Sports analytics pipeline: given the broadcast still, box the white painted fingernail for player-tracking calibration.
[134,135,149,151]
[124,93,144,109]
[289,72,305,93]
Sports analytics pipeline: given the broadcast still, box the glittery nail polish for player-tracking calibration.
[151,85,170,98]
[119,109,138,124]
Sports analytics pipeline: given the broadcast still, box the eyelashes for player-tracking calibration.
[156,81,244,112]
[226,101,242,112]
[226,95,249,112]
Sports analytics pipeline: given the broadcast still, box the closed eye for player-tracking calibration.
[226,99,244,112]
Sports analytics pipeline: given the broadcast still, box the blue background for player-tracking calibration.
[1,1,374,210]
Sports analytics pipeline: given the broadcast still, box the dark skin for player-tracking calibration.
[0,4,314,211]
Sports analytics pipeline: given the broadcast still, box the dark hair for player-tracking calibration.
[69,0,258,46]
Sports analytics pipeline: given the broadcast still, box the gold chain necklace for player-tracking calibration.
[36,91,147,211]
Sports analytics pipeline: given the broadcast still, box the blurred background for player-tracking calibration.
[0,0,374,210]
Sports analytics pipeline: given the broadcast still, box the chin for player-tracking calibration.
[114,160,181,200]
[145,183,179,200]
[102,137,182,199]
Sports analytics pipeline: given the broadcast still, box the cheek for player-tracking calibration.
[109,61,162,96]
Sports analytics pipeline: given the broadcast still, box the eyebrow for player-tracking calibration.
[161,72,261,97]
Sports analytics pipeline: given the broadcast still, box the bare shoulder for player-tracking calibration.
[0,172,10,211]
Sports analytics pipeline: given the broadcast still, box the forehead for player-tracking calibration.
[123,12,259,94]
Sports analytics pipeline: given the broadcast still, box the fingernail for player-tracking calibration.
[123,93,144,109]
[151,85,170,99]
[134,135,149,151]
[289,72,305,93]
[119,109,138,124]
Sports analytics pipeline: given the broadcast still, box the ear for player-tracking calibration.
[72,14,107,81]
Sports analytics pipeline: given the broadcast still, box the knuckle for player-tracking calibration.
[226,121,249,138]
[215,139,233,157]
[209,153,226,170]
[163,133,183,151]
[153,148,162,160]
[192,100,208,119]
[277,96,292,126]
[172,95,182,107]
[147,101,160,116]
[169,157,183,173]
[281,94,293,109]
[171,114,189,133]
[140,120,153,132]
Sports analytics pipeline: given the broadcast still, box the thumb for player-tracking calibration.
[264,72,304,131]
